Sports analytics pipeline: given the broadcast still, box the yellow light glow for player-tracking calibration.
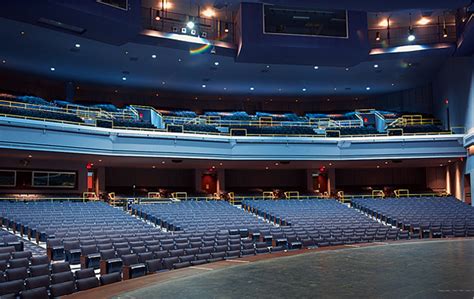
[417,17,430,25]
[378,18,389,28]
[160,1,172,10]
[202,8,216,18]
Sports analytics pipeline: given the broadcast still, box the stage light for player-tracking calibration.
[202,8,216,18]
[375,31,381,41]
[408,27,415,41]
[186,21,195,29]
[417,17,430,25]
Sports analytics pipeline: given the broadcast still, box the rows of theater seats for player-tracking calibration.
[0,105,83,124]
[229,125,317,136]
[96,119,157,129]
[242,199,410,247]
[166,124,220,133]
[352,197,474,238]
[0,245,122,298]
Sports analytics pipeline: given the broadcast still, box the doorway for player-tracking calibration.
[465,174,471,205]
[201,173,217,194]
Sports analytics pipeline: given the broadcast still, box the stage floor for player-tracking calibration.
[68,239,474,299]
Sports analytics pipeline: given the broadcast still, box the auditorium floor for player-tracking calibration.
[68,239,474,299]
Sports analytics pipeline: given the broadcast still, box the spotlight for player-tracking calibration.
[375,31,381,41]
[443,28,448,38]
[186,21,195,29]
[407,27,415,41]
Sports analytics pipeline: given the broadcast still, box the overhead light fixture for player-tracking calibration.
[302,88,306,92]
[408,27,415,41]
[202,8,216,18]
[224,23,229,33]
[152,54,157,59]
[214,61,219,66]
[122,77,127,81]
[75,43,81,48]
[375,31,381,41]
[250,87,254,91]
[314,66,319,70]
[378,18,389,28]
[374,64,379,68]
[442,13,448,38]
[50,67,55,71]
[366,87,371,91]
[186,21,195,30]
[407,13,415,42]
[202,84,206,88]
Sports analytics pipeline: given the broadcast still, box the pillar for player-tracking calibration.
[216,169,225,194]
[445,165,451,195]
[327,168,336,196]
[95,167,106,195]
[454,161,464,201]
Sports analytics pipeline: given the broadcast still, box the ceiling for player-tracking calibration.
[0,149,459,170]
[0,16,457,97]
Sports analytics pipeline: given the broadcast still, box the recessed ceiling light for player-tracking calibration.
[152,166,156,169]
[98,159,102,162]
[327,98,330,101]
[1,60,5,64]
[265,167,269,170]
[20,31,25,35]
[278,88,282,92]
[266,65,270,68]
[212,166,216,169]
[314,66,319,69]
[75,44,81,48]
[374,64,379,68]
[439,164,443,167]
[223,87,227,90]
[28,155,32,158]
[448,160,452,163]
[334,87,337,91]
[152,54,157,59]
[162,81,166,85]
[202,84,206,88]
[202,8,216,18]
[377,165,380,168]
[125,51,129,55]
[275,162,279,166]
[391,83,395,86]
[122,77,127,81]
[214,61,219,66]
[329,163,332,166]
[250,87,254,91]
[178,58,182,62]
[366,87,371,91]
[384,161,388,164]
[50,67,55,71]
[114,90,118,93]
[162,161,166,164]
[345,67,349,71]
[219,163,223,166]
[302,88,306,92]
[155,93,159,97]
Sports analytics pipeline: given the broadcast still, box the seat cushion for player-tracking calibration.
[76,277,100,291]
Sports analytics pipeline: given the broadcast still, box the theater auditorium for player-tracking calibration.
[0,0,473,298]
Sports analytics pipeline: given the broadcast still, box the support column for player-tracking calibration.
[446,165,452,195]
[454,161,464,201]
[306,169,313,193]
[194,169,203,194]
[327,168,336,196]
[216,169,225,194]
[95,167,106,195]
